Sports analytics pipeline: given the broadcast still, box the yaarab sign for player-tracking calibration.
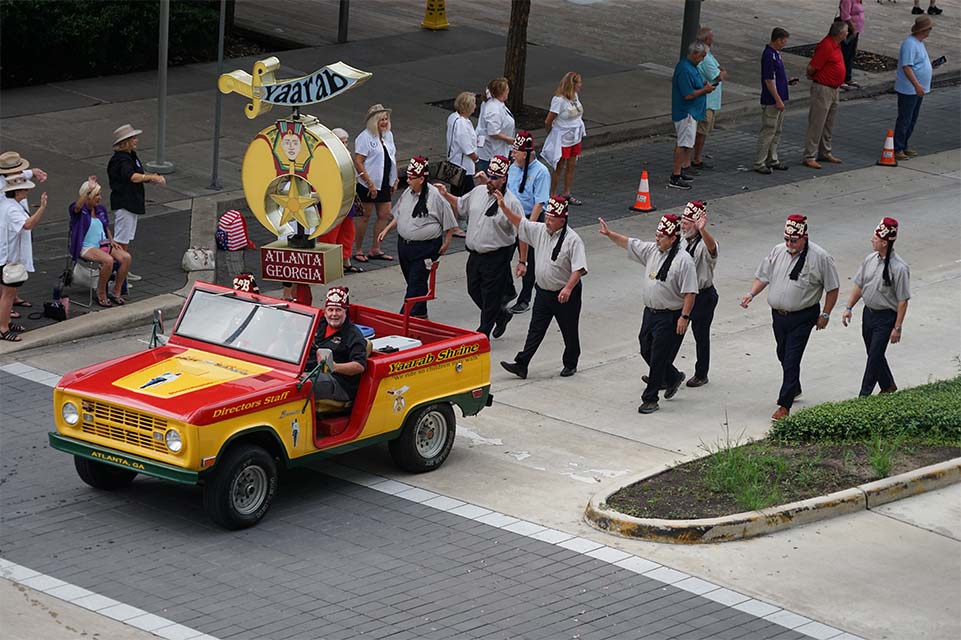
[260,240,343,285]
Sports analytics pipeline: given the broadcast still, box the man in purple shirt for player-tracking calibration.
[754,28,798,174]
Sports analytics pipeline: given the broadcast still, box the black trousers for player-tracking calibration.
[860,307,897,396]
[516,240,536,306]
[690,285,718,379]
[639,308,684,403]
[398,236,442,317]
[515,282,582,369]
[772,304,819,408]
[466,245,516,336]
[840,32,859,84]
[312,373,352,402]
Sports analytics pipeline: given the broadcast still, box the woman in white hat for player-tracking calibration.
[0,174,48,341]
[0,151,47,315]
[352,105,398,262]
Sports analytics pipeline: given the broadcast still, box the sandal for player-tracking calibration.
[9,323,26,332]
[565,194,584,206]
[13,299,32,308]
[353,253,369,263]
[0,329,22,342]
[367,252,394,261]
[108,293,126,306]
[345,265,365,274]
[10,310,20,319]
[96,297,113,308]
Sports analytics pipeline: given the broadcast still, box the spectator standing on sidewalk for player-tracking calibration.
[377,157,457,320]
[107,124,166,281]
[670,41,715,190]
[754,28,798,174]
[507,131,551,315]
[436,156,520,339]
[838,1,864,90]
[842,218,910,396]
[740,215,840,421]
[543,72,586,205]
[500,196,587,380]
[894,16,935,161]
[445,92,479,197]
[912,1,942,15]
[0,151,47,313]
[352,104,398,263]
[475,78,515,174]
[0,174,48,342]
[692,28,726,170]
[802,21,848,169]
[680,201,718,388]
[317,128,363,274]
[599,215,697,415]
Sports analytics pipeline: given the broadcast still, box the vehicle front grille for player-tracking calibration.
[80,400,169,454]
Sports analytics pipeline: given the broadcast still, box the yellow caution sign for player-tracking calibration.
[422,0,449,30]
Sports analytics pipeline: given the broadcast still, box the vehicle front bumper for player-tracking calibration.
[48,432,199,485]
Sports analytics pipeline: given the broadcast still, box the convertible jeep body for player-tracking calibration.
[49,282,492,529]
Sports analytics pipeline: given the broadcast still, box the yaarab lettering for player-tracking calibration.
[260,69,351,106]
[386,344,481,375]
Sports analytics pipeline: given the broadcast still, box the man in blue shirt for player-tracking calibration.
[894,16,935,159]
[693,27,727,170]
[671,41,715,190]
[507,131,551,314]
[754,28,798,174]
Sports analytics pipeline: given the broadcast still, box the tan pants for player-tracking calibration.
[754,105,786,169]
[804,82,839,160]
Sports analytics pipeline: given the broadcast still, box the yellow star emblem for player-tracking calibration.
[269,175,319,229]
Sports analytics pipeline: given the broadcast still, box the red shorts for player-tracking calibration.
[560,142,582,158]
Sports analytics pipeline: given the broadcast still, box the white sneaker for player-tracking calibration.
[126,273,143,281]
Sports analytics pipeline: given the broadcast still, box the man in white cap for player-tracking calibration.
[842,218,910,396]
[437,155,522,339]
[680,201,718,387]
[107,124,167,279]
[306,286,368,403]
[740,214,839,420]
[498,196,587,379]
[599,214,698,414]
[0,151,48,313]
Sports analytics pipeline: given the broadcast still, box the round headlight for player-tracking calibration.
[62,402,80,425]
[165,429,183,453]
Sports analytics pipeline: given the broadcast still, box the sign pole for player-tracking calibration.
[147,0,175,174]
[209,0,227,190]
[337,0,350,43]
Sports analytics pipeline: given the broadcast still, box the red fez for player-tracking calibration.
[486,155,510,179]
[682,200,706,222]
[406,156,429,178]
[784,214,808,239]
[657,214,680,236]
[325,286,349,309]
[875,217,898,240]
[512,130,534,152]
[544,195,569,219]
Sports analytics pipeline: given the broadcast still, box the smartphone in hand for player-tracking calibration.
[932,55,947,69]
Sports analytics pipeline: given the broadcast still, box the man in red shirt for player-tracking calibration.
[803,21,849,169]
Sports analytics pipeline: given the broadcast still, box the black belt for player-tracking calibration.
[866,306,895,314]
[647,307,681,314]
[467,245,513,255]
[399,236,440,245]
[699,285,715,294]
[772,304,818,316]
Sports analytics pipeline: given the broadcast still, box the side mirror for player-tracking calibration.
[153,309,164,335]
[150,309,168,348]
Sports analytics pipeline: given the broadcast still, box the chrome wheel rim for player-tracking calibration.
[230,464,268,516]
[415,410,448,459]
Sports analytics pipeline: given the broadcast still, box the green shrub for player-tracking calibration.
[771,377,961,445]
[0,0,220,88]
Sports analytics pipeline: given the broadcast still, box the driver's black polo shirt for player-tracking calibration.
[307,318,368,398]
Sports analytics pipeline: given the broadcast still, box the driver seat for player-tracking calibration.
[311,339,372,413]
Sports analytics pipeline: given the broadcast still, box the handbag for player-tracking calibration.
[435,117,467,186]
[181,246,215,271]
[2,263,28,284]
[44,300,68,322]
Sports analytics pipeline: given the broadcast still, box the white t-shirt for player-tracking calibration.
[446,112,477,174]
[476,99,515,161]
[354,129,397,190]
[0,170,35,271]
[549,94,586,147]
[0,196,33,271]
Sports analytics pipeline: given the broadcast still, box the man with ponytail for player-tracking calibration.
[378,157,458,319]
[498,196,587,379]
[741,214,840,421]
[841,218,910,396]
[507,131,551,315]
[599,214,697,414]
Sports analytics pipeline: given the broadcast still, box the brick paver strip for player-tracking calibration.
[1,364,859,639]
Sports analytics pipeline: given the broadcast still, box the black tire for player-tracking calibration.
[74,456,137,490]
[202,444,277,530]
[388,403,456,473]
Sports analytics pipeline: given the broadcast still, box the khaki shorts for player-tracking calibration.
[696,109,716,136]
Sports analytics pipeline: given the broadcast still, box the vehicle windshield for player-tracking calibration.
[175,290,315,364]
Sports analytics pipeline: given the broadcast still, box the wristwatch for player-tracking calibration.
[518,261,527,266]
[820,313,831,320]
[681,314,691,320]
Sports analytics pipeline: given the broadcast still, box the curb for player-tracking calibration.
[585,456,961,544]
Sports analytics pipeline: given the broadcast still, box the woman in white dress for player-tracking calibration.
[475,78,515,174]
[543,72,586,205]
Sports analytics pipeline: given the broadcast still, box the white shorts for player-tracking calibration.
[673,115,697,149]
[113,208,139,244]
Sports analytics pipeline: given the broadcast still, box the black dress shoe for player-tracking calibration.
[560,366,576,377]
[492,312,512,339]
[638,401,659,414]
[641,374,669,390]
[664,372,686,399]
[686,376,709,388]
[500,361,527,379]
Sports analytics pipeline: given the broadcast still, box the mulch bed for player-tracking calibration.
[782,44,900,73]
[607,442,960,520]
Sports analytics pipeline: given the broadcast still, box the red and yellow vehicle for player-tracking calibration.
[48,282,492,529]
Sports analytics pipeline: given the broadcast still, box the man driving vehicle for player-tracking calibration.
[307,286,367,403]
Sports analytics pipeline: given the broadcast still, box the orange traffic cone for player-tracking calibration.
[876,129,898,167]
[629,170,656,212]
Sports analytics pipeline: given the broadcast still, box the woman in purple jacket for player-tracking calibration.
[69,177,131,307]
